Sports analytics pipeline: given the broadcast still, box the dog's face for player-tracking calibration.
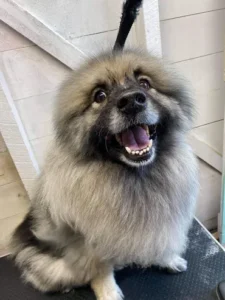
[55,50,193,167]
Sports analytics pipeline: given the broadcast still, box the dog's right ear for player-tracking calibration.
[113,0,143,52]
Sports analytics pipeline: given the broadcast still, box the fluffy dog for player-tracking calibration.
[10,2,198,300]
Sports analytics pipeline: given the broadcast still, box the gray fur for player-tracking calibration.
[10,50,198,300]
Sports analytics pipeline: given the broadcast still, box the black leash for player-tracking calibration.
[113,0,143,51]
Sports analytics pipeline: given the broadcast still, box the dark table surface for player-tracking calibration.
[0,219,224,300]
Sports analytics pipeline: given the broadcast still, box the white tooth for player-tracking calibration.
[146,147,150,152]
[148,139,153,148]
[132,151,136,155]
[143,149,147,153]
[135,151,139,154]
[125,147,131,153]
[139,151,143,155]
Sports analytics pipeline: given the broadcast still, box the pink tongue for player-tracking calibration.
[121,126,149,150]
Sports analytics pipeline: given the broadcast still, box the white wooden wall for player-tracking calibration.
[159,0,225,228]
[0,0,142,69]
[0,21,69,193]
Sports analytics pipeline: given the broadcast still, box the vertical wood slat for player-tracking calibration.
[219,51,225,244]
[0,72,40,197]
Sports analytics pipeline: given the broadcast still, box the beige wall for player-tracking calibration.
[159,0,225,228]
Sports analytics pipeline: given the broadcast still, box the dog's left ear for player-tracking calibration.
[113,0,143,52]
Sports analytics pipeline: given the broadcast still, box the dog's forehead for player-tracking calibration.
[101,56,137,83]
[79,52,168,91]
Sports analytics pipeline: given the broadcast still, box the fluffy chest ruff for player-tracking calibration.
[41,144,197,267]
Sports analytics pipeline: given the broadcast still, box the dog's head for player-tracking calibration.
[55,50,194,167]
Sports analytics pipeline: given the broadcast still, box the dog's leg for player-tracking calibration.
[153,238,188,273]
[91,265,123,300]
[157,254,187,273]
[154,227,189,273]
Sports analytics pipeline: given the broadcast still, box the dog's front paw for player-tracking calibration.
[91,267,124,300]
[167,256,187,273]
[61,287,73,294]
[98,285,124,300]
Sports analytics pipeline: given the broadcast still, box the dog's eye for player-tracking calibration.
[138,78,150,90]
[94,90,107,103]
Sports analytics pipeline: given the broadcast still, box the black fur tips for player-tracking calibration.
[113,0,143,51]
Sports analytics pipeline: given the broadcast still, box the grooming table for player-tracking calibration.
[0,220,225,300]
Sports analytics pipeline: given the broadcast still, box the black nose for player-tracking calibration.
[117,92,147,114]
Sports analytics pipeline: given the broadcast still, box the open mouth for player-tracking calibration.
[113,124,157,161]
